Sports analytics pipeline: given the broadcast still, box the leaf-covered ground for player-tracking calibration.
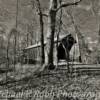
[0,64,100,100]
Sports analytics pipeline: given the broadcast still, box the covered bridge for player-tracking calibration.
[23,34,78,64]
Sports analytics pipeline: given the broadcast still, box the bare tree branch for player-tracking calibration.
[35,0,45,64]
[38,12,48,17]
[34,0,48,17]
[56,0,82,12]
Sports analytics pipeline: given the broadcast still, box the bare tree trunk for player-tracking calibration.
[98,24,100,44]
[36,0,45,65]
[56,0,62,63]
[6,35,11,86]
[13,0,18,69]
[46,0,57,65]
[39,14,45,64]
[14,35,17,69]
[26,33,29,47]
[6,37,10,68]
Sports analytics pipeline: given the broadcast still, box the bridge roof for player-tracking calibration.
[24,34,70,50]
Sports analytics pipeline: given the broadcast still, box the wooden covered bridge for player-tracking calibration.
[22,34,79,64]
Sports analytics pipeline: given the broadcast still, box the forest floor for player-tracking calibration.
[0,63,100,100]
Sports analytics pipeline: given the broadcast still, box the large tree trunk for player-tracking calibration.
[36,0,45,65]
[14,33,17,69]
[39,14,45,64]
[6,36,10,68]
[46,0,57,65]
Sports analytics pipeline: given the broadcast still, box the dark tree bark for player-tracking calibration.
[56,0,62,63]
[46,0,58,65]
[26,33,29,47]
[40,14,45,64]
[6,36,10,68]
[14,30,17,69]
[36,0,45,65]
[98,24,100,43]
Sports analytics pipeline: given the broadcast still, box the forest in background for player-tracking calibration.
[0,0,100,70]
[0,0,100,59]
[0,0,100,100]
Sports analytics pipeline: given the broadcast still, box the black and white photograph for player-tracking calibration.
[0,0,100,100]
